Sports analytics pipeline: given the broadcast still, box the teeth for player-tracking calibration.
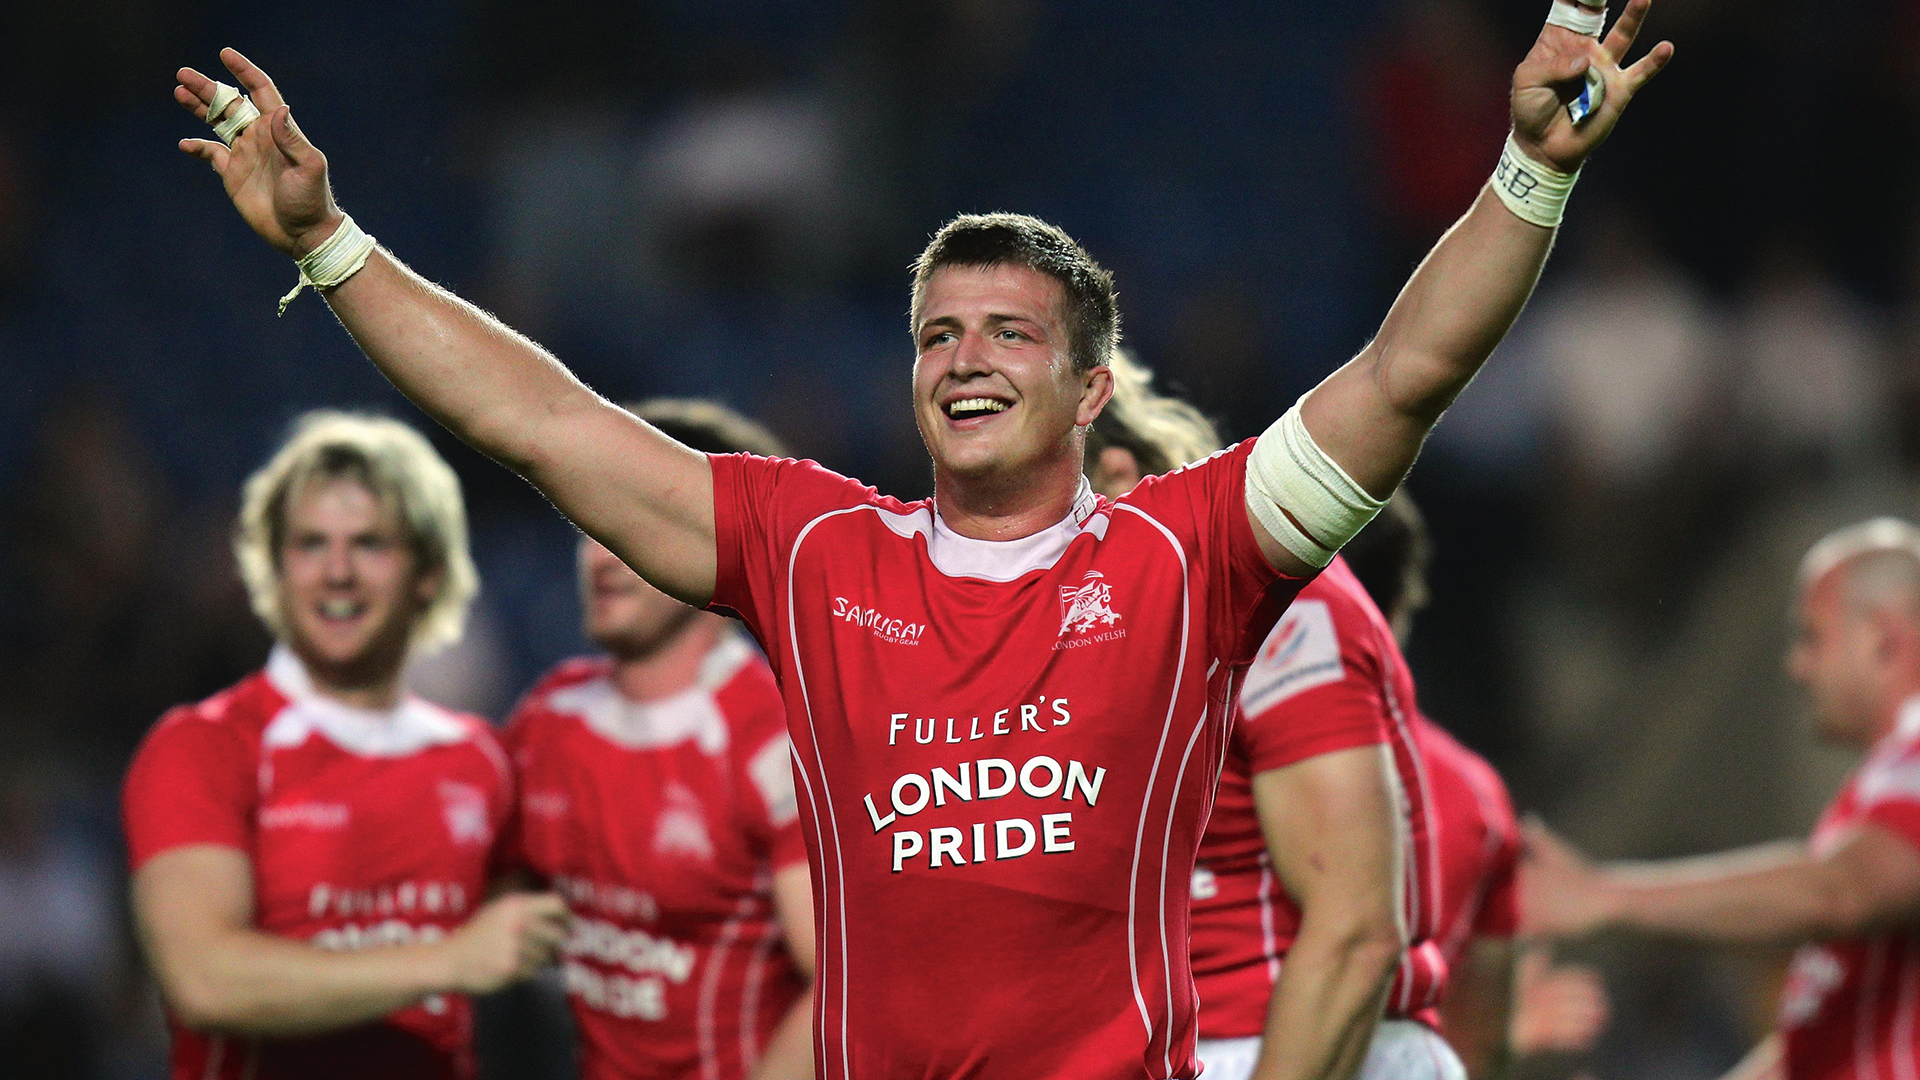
[320,599,362,619]
[948,398,1009,418]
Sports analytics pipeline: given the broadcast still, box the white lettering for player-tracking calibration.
[1052,699,1071,726]
[1042,812,1075,852]
[945,718,962,744]
[969,716,984,740]
[996,818,1037,859]
[892,831,924,872]
[993,709,1010,735]
[1020,704,1044,732]
[889,714,907,746]
[929,827,966,867]
[978,759,1016,799]
[972,822,987,863]
[1064,761,1106,806]
[891,774,932,817]
[1019,756,1063,798]
[932,764,971,806]
[864,793,897,832]
[915,718,936,745]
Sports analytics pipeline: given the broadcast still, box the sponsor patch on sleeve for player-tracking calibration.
[1238,600,1344,717]
[749,735,800,825]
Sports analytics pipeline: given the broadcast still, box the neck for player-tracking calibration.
[285,645,407,712]
[934,450,1087,541]
[609,615,724,703]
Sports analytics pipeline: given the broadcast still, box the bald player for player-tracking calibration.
[1525,519,1920,1080]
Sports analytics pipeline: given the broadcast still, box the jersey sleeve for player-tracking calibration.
[708,453,880,648]
[1118,439,1309,667]
[1470,765,1523,939]
[1233,587,1389,775]
[732,688,806,872]
[1854,752,1920,855]
[122,707,257,871]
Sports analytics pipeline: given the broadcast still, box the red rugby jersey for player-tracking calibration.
[1411,715,1519,1028]
[1190,557,1442,1039]
[503,631,808,1080]
[707,443,1302,1080]
[121,647,512,1080]
[1779,702,1920,1080]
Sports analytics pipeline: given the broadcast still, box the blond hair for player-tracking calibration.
[1086,348,1223,473]
[235,411,478,655]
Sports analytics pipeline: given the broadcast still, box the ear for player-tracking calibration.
[413,564,446,610]
[1076,365,1114,427]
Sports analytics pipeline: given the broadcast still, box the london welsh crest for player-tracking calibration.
[1060,571,1123,636]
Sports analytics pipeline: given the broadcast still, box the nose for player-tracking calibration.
[322,539,356,585]
[950,329,994,378]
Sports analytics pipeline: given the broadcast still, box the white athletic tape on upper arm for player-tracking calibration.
[1245,398,1386,570]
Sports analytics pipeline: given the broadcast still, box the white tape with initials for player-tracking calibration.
[1489,133,1579,229]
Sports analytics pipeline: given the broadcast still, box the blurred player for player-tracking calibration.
[1088,360,1605,1080]
[122,412,569,1080]
[173,6,1670,1074]
[1524,519,1920,1080]
[1338,499,1608,1080]
[505,400,815,1080]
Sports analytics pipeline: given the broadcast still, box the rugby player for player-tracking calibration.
[1523,519,1920,1080]
[504,399,816,1080]
[1092,378,1604,1080]
[172,5,1670,1074]
[122,412,569,1080]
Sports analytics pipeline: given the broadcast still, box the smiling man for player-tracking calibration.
[171,3,1670,1076]
[122,412,570,1080]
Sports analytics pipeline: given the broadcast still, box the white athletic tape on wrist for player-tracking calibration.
[206,82,261,147]
[1245,398,1386,570]
[1545,0,1606,36]
[1490,133,1579,228]
[278,215,376,315]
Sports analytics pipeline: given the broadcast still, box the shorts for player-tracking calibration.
[1194,1020,1467,1080]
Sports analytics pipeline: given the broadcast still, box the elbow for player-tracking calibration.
[163,970,242,1033]
[1813,879,1878,940]
[1331,912,1407,992]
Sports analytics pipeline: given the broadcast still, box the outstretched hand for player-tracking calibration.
[1511,0,1675,174]
[176,48,343,258]
[1518,817,1619,939]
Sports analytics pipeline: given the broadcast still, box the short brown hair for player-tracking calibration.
[626,398,789,458]
[910,212,1119,373]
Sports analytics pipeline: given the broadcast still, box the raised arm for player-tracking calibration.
[133,845,569,1036]
[174,50,719,605]
[1247,1,1672,575]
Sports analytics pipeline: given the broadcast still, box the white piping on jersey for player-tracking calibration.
[698,894,758,1080]
[785,741,832,1077]
[1257,852,1282,986]
[1378,646,1440,1016]
[1439,758,1513,960]
[261,645,472,758]
[1160,698,1214,1074]
[1895,937,1920,1080]
[1112,501,1192,1076]
[875,476,1107,582]
[786,505,869,1080]
[1861,936,1890,1080]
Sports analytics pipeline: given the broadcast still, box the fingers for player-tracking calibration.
[221,47,286,111]
[176,66,218,108]
[1602,0,1652,62]
[178,138,229,171]
[1623,39,1676,93]
[268,106,311,165]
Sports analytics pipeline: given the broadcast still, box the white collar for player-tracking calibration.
[1893,695,1920,745]
[547,631,756,754]
[262,645,471,757]
[888,476,1105,583]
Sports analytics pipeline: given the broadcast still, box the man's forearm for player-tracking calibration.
[322,249,604,477]
[1252,918,1401,1080]
[1600,842,1844,943]
[167,926,456,1036]
[750,987,816,1080]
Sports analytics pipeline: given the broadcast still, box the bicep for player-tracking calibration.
[770,862,816,980]
[1252,744,1405,914]
[133,845,257,989]
[521,400,718,606]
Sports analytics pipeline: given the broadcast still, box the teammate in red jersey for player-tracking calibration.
[1336,499,1607,1080]
[504,400,816,1080]
[1524,519,1920,1080]
[122,412,570,1080]
[172,8,1670,1074]
[1089,369,1605,1080]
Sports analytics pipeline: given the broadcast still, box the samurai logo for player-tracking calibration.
[1059,571,1123,636]
[439,781,492,847]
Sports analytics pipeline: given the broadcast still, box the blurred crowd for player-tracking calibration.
[0,0,1917,1076]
